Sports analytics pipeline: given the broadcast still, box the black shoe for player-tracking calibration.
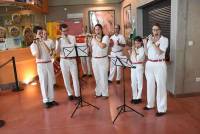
[0,120,5,128]
[95,95,102,98]
[108,80,112,83]
[53,84,57,88]
[137,99,142,103]
[50,101,59,106]
[116,80,120,84]
[134,99,142,104]
[130,99,137,104]
[68,95,74,100]
[143,106,153,110]
[74,96,81,100]
[44,102,52,108]
[88,74,92,77]
[156,112,166,117]
[82,74,87,78]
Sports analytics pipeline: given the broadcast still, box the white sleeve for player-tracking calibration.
[120,35,126,44]
[50,39,55,49]
[102,35,109,46]
[30,43,37,56]
[159,37,168,52]
[136,48,145,61]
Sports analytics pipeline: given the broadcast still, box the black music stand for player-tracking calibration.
[109,55,144,124]
[63,44,99,118]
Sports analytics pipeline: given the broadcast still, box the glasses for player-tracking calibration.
[152,29,160,31]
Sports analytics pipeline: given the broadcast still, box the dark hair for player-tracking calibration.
[152,23,161,29]
[33,26,43,34]
[134,36,143,46]
[94,23,104,40]
[115,24,120,30]
[59,23,68,31]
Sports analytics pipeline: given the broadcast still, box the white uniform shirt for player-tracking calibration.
[30,41,51,63]
[110,34,126,52]
[56,35,76,57]
[44,38,55,50]
[91,35,109,57]
[131,47,145,68]
[147,35,168,60]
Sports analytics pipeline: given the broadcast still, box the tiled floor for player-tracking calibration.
[0,69,200,134]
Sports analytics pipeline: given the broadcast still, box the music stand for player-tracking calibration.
[109,55,144,124]
[63,43,99,118]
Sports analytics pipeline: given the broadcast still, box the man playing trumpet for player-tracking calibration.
[30,26,59,108]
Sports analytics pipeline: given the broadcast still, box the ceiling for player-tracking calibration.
[48,0,124,6]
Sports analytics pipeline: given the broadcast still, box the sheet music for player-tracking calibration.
[108,55,117,65]
[76,45,89,57]
[63,46,76,57]
[116,55,135,68]
[63,45,89,57]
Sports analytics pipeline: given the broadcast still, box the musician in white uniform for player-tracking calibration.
[129,36,145,104]
[42,29,56,86]
[143,23,168,116]
[30,26,58,108]
[91,24,109,99]
[80,26,92,77]
[108,25,126,84]
[55,24,80,100]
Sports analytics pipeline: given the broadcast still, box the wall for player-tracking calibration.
[121,0,200,95]
[120,0,154,37]
[46,4,121,31]
[181,0,200,94]
[48,0,122,6]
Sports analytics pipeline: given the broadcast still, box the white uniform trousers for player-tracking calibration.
[145,61,167,113]
[92,57,109,96]
[37,62,54,103]
[60,59,80,97]
[108,51,123,81]
[80,57,92,75]
[50,60,56,85]
[131,66,144,99]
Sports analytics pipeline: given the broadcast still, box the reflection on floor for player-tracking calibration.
[0,69,200,134]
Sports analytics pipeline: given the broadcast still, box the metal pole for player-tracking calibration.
[12,57,20,91]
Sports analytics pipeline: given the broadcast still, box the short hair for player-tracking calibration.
[94,23,103,29]
[115,24,120,30]
[152,23,161,29]
[59,23,68,31]
[134,36,143,42]
[33,26,43,34]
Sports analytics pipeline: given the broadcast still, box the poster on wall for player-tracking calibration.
[46,22,61,40]
[88,10,115,35]
[123,4,132,39]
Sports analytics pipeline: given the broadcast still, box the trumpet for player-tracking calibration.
[86,33,96,37]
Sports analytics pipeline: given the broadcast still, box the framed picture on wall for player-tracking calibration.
[88,10,115,35]
[123,4,132,39]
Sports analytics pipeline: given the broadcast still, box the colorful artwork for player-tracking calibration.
[89,10,115,35]
[46,22,61,40]
[123,4,132,39]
